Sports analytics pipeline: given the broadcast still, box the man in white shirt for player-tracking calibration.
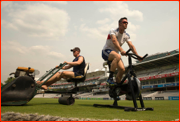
[102,17,142,86]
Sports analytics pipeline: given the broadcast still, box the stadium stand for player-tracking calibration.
[34,93,60,98]
[153,91,179,98]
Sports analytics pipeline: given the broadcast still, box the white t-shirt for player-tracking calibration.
[103,28,131,53]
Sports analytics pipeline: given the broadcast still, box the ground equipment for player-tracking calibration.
[1,63,66,105]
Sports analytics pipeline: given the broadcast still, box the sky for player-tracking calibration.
[1,1,179,83]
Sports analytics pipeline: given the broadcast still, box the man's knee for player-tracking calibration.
[55,72,63,79]
[116,54,121,61]
[61,71,71,78]
[109,51,121,61]
[61,71,66,77]
[112,54,121,62]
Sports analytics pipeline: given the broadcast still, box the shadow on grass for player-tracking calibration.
[1,103,59,107]
[28,103,63,106]
[77,104,95,107]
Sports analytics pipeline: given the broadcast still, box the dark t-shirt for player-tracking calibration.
[72,55,86,76]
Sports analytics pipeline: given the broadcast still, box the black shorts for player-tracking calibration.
[74,72,83,77]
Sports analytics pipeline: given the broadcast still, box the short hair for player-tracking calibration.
[118,17,128,23]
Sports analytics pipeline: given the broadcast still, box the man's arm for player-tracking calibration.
[64,56,83,67]
[127,41,142,60]
[56,65,72,70]
[111,34,126,55]
[62,65,73,70]
[58,57,83,70]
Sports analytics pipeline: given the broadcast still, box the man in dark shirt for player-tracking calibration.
[37,47,86,90]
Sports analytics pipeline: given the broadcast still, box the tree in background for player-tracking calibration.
[1,82,4,87]
[4,77,15,85]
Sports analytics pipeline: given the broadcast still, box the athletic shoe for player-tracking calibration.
[106,77,116,86]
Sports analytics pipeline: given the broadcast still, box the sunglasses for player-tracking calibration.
[122,21,128,24]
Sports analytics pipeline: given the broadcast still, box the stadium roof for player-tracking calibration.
[136,49,179,63]
[131,52,179,71]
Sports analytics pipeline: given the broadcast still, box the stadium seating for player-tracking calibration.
[34,93,60,98]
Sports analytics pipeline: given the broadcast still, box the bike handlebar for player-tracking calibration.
[126,49,132,54]
[125,49,148,60]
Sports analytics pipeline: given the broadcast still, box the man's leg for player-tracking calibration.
[36,72,63,90]
[61,71,75,79]
[116,59,125,83]
[107,51,121,85]
[37,71,75,90]
[108,51,121,71]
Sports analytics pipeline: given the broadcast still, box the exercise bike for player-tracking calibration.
[93,49,154,111]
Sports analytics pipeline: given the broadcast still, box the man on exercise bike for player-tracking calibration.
[37,47,86,90]
[102,17,142,86]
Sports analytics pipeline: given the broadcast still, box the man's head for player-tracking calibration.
[118,17,128,30]
[70,47,80,57]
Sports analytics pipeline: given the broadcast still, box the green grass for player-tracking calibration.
[1,98,179,121]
